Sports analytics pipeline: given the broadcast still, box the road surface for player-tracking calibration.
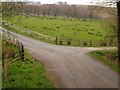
[1,28,118,88]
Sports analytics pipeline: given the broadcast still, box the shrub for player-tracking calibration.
[2,40,16,59]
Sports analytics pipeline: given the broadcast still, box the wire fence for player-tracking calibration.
[2,28,24,67]
[3,21,117,47]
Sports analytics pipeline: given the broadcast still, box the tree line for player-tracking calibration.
[2,2,116,19]
[22,4,115,19]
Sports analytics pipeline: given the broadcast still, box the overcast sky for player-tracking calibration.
[30,0,118,4]
[33,0,95,5]
[2,0,105,5]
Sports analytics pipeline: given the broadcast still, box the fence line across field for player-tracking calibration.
[1,27,118,67]
[3,21,117,47]
[54,36,117,47]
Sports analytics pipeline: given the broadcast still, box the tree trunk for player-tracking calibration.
[117,1,120,67]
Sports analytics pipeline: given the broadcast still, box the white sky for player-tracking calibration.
[2,0,103,5]
[34,0,95,5]
[32,0,119,4]
[2,0,119,5]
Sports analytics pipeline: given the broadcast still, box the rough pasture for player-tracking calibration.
[4,15,115,46]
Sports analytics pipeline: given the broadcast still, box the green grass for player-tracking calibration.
[89,50,120,73]
[5,15,106,40]
[3,15,114,47]
[2,40,54,88]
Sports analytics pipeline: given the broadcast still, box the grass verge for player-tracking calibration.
[2,40,54,88]
[89,50,120,73]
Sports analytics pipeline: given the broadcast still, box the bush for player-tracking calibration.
[2,40,16,59]
[2,47,15,59]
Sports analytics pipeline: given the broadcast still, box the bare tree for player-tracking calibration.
[2,2,24,17]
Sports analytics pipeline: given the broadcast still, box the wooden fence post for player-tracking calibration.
[17,41,21,60]
[83,42,87,47]
[20,44,24,61]
[67,38,71,45]
[60,40,63,45]
[90,40,92,47]
[19,43,24,61]
[55,36,58,44]
[2,57,4,67]
[18,42,21,59]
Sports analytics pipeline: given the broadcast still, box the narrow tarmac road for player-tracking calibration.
[1,28,118,88]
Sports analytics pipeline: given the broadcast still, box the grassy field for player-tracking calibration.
[5,15,106,40]
[2,40,54,88]
[89,50,119,73]
[3,15,114,46]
